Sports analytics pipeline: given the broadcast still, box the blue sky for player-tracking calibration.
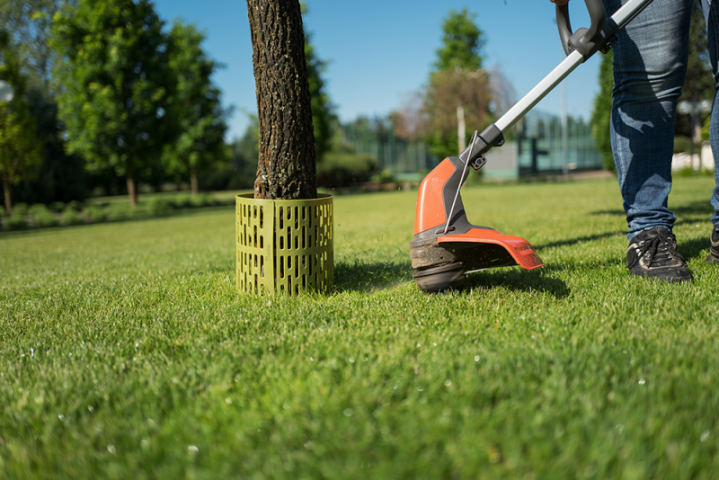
[152,0,601,141]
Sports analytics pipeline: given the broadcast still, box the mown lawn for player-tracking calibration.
[2,176,719,479]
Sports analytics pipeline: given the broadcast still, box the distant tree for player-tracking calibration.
[422,8,491,158]
[590,50,614,172]
[0,34,42,215]
[51,0,173,207]
[0,0,60,95]
[162,21,229,196]
[432,8,484,72]
[677,2,714,158]
[246,0,316,199]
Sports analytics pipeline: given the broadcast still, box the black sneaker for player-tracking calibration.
[707,229,719,265]
[626,227,693,282]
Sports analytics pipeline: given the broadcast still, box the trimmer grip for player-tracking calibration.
[556,0,607,57]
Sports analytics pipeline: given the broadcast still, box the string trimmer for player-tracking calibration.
[410,0,653,292]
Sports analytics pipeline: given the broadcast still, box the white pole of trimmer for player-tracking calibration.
[494,0,651,135]
[496,49,584,133]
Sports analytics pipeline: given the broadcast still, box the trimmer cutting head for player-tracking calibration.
[409,155,544,292]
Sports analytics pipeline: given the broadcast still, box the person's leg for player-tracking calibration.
[702,0,719,263]
[604,0,695,281]
[606,0,694,240]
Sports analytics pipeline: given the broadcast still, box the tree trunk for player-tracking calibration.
[126,162,138,207]
[190,168,199,196]
[2,177,11,216]
[247,0,317,200]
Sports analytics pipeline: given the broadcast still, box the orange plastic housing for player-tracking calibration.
[414,159,454,235]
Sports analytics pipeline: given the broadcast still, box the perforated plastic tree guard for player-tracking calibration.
[236,193,334,295]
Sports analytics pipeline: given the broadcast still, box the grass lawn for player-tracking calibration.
[2,176,719,479]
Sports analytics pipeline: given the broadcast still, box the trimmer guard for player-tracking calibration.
[437,229,544,271]
[409,228,544,273]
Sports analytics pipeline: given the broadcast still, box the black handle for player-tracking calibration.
[556,0,607,56]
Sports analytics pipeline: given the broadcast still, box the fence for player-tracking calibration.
[348,109,602,181]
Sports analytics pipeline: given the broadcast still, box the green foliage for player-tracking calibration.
[51,0,174,205]
[0,0,60,94]
[3,178,719,477]
[422,9,489,159]
[0,33,43,214]
[316,153,378,188]
[147,197,172,216]
[28,203,58,226]
[371,168,396,184]
[2,210,28,229]
[432,8,484,73]
[60,204,82,225]
[161,20,228,194]
[673,135,692,154]
[82,204,106,222]
[591,50,615,173]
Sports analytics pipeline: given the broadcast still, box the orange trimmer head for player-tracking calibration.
[409,142,544,292]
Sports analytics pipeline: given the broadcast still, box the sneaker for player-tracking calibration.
[626,227,692,282]
[707,229,719,265]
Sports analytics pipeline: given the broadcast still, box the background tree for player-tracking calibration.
[590,50,614,172]
[0,34,42,215]
[162,21,229,196]
[246,0,316,199]
[421,8,492,158]
[0,0,61,95]
[433,8,484,72]
[51,0,173,207]
[0,0,87,206]
[676,2,714,160]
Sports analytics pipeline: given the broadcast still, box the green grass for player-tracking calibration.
[2,177,719,479]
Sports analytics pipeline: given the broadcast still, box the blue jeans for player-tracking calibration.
[606,0,719,239]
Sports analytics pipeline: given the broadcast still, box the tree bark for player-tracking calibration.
[247,0,317,199]
[190,167,199,196]
[3,177,12,216]
[126,162,138,207]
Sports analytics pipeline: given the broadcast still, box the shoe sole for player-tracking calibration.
[629,269,693,283]
[707,254,719,265]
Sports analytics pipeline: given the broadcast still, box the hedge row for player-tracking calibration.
[1,194,233,231]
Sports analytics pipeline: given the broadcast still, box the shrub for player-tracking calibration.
[673,136,692,154]
[172,194,193,209]
[148,197,172,216]
[4,212,28,230]
[12,203,29,216]
[316,153,379,188]
[370,169,396,184]
[60,206,83,226]
[29,204,59,227]
[107,202,132,220]
[82,205,107,222]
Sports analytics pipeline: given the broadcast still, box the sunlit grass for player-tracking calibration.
[2,176,719,479]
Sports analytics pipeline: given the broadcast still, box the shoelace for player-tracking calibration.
[634,232,684,267]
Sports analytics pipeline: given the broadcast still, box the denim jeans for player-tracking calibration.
[605,0,719,239]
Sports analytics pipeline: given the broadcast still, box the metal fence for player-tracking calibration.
[348,109,602,180]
